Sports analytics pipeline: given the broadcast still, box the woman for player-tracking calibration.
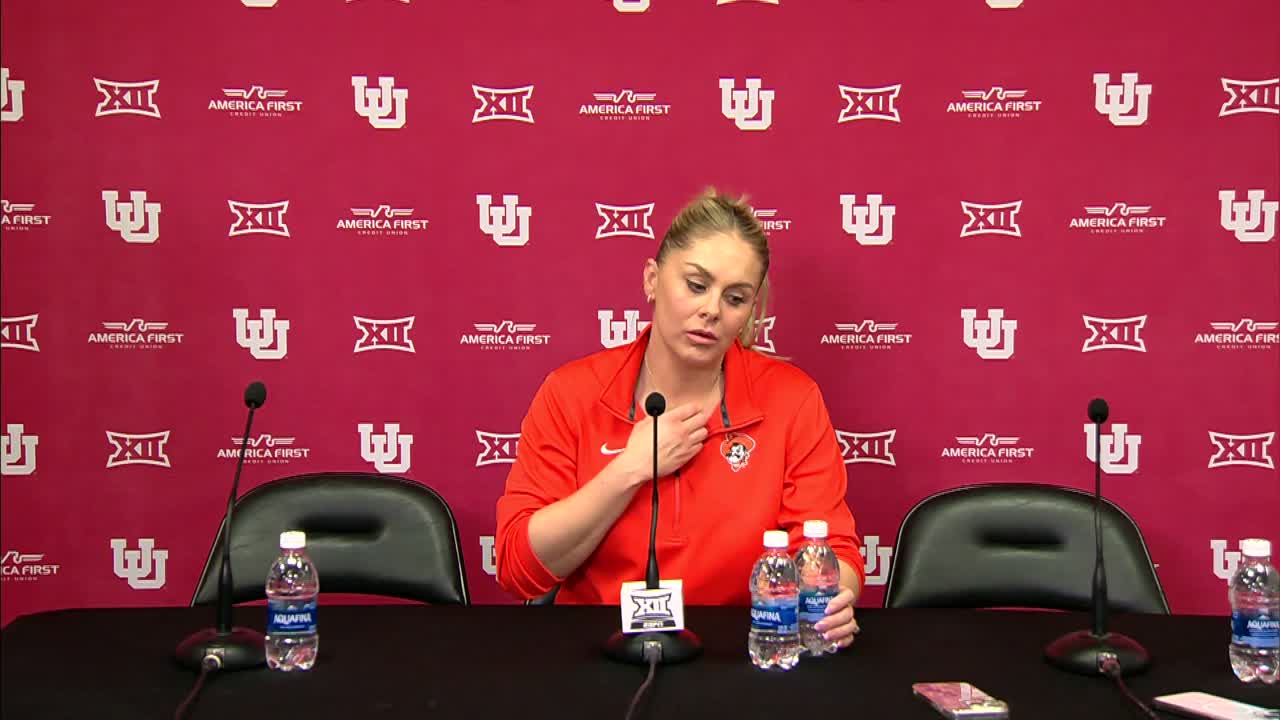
[495,190,864,649]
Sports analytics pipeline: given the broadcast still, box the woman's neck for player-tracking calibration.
[640,338,722,412]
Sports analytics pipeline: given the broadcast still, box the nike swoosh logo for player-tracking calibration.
[600,443,625,455]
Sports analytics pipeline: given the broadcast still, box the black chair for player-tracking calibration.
[191,472,469,606]
[883,483,1169,614]
[526,586,559,606]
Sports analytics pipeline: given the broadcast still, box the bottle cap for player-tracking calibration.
[763,530,789,549]
[803,520,829,539]
[1241,538,1271,558]
[280,530,307,550]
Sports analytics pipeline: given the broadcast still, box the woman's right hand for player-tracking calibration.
[618,403,713,485]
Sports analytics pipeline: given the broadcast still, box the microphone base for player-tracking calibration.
[175,627,266,672]
[1045,629,1151,676]
[604,629,702,665]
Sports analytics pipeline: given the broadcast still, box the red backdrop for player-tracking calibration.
[2,0,1277,627]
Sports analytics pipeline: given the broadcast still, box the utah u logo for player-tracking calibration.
[352,75,407,130]
[1,424,38,476]
[598,309,649,349]
[1093,72,1151,127]
[102,190,161,244]
[358,422,413,473]
[614,0,649,11]
[233,308,290,360]
[1084,423,1142,475]
[1218,189,1278,243]
[94,78,161,118]
[961,308,1017,360]
[477,194,532,247]
[480,536,497,576]
[840,194,895,246]
[1,67,25,123]
[1211,539,1242,582]
[111,538,168,590]
[860,535,894,586]
[720,77,774,131]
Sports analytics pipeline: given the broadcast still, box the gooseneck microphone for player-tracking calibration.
[1045,397,1151,676]
[604,392,702,665]
[175,381,268,671]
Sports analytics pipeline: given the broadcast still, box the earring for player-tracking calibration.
[646,294,654,303]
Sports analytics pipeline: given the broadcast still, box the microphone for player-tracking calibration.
[1045,398,1151,676]
[175,381,268,671]
[604,392,702,665]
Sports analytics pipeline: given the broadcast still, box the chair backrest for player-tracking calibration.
[883,483,1169,613]
[191,472,469,606]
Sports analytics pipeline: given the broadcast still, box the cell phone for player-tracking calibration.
[912,682,1010,719]
[1152,692,1279,720]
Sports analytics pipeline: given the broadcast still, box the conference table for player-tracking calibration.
[3,605,1277,719]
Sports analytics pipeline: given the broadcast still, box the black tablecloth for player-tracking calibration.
[3,605,1277,719]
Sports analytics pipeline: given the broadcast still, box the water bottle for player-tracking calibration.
[1229,538,1278,684]
[265,530,319,671]
[748,530,801,670]
[795,520,841,656]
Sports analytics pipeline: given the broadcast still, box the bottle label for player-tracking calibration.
[751,600,798,634]
[268,598,317,634]
[1232,610,1279,649]
[799,589,838,624]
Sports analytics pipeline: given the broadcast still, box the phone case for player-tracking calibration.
[912,682,1011,719]
[1152,692,1279,720]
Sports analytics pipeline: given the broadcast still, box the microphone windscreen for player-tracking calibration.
[245,381,267,409]
[644,392,666,418]
[1087,397,1109,424]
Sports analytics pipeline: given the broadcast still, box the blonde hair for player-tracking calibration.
[657,189,771,349]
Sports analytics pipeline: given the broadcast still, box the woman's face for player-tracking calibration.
[644,231,763,369]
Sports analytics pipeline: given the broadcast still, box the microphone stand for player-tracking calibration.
[1045,403,1151,676]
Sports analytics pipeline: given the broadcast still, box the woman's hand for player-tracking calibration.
[618,403,712,485]
[814,587,860,650]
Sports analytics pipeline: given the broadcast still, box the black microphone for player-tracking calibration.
[175,381,268,671]
[1045,398,1151,676]
[604,391,702,665]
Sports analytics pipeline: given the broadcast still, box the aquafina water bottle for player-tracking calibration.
[265,530,319,671]
[1229,538,1278,684]
[795,520,841,656]
[749,530,801,670]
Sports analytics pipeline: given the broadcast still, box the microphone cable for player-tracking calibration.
[1099,655,1160,720]
[623,642,662,720]
[175,654,221,720]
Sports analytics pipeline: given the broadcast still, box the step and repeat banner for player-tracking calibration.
[1,0,1277,625]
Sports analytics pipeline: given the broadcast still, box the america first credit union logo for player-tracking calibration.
[111,538,167,590]
[210,86,302,117]
[233,308,289,360]
[838,84,900,123]
[840,194,895,246]
[599,310,650,349]
[581,89,670,121]
[822,320,912,351]
[103,190,161,244]
[2,200,53,231]
[352,75,407,129]
[1195,319,1279,350]
[961,308,1017,360]
[941,434,1035,463]
[1,314,39,351]
[1208,432,1275,470]
[720,77,774,131]
[1,67,25,122]
[1084,423,1142,475]
[354,316,415,353]
[1093,72,1151,127]
[1,424,38,476]
[461,321,551,351]
[88,319,184,350]
[477,194,531,247]
[596,203,655,240]
[338,205,429,236]
[1082,315,1146,353]
[1219,190,1277,243]
[961,201,1021,238]
[218,433,311,464]
[106,431,171,469]
[752,208,791,233]
[836,430,896,466]
[1,550,59,582]
[473,85,534,124]
[947,86,1042,118]
[1219,78,1279,117]
[614,0,649,12]
[358,423,413,473]
[476,431,520,467]
[1070,202,1167,234]
[94,78,160,118]
[228,200,290,238]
